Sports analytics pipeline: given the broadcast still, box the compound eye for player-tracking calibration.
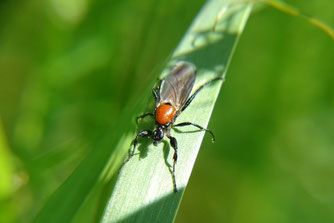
[155,104,176,125]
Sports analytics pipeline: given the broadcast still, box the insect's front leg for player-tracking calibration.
[119,130,152,172]
[167,135,178,193]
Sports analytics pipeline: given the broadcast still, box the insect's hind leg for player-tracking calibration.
[173,122,215,142]
[119,130,152,172]
[167,135,178,193]
[181,77,224,112]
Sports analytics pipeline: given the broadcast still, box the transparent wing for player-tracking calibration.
[159,61,196,110]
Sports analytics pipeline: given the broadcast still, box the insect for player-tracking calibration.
[121,61,223,192]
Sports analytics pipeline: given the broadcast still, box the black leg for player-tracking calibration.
[173,122,215,142]
[136,113,154,124]
[152,80,162,102]
[119,130,152,172]
[167,135,178,193]
[181,77,224,112]
[153,77,165,101]
[152,87,159,101]
[136,82,160,124]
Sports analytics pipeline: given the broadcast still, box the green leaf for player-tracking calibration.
[0,117,16,223]
[31,0,334,222]
[101,0,252,222]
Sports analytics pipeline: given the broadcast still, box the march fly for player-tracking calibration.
[121,61,223,192]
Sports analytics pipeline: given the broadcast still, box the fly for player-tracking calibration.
[121,61,223,192]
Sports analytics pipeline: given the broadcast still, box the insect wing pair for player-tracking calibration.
[158,62,196,113]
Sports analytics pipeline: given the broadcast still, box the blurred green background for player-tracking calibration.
[0,0,334,222]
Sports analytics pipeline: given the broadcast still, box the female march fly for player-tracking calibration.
[122,61,223,192]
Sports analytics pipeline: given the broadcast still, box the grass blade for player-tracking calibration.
[258,0,334,40]
[102,0,252,222]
